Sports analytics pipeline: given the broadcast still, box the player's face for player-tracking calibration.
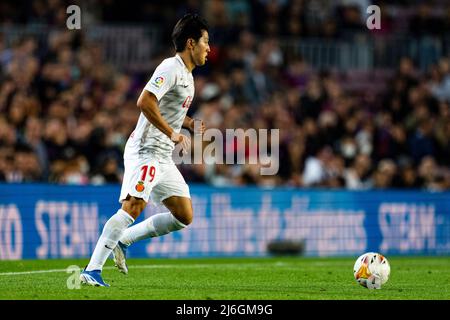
[192,30,210,66]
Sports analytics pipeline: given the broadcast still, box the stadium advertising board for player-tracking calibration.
[0,184,448,260]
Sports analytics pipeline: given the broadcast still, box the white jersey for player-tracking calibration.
[124,54,194,162]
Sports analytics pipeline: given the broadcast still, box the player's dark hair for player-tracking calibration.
[172,14,209,52]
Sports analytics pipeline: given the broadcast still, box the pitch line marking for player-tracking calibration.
[0,262,294,276]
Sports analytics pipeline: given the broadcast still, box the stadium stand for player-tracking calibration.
[0,0,449,191]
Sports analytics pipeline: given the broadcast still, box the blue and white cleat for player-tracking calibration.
[112,241,129,275]
[79,269,110,287]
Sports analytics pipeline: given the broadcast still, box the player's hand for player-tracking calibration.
[171,132,191,155]
[190,118,206,135]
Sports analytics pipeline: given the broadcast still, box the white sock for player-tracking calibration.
[119,212,186,247]
[86,209,134,271]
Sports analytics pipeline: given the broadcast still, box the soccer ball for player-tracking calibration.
[353,252,390,289]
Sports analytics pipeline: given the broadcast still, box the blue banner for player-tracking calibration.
[0,183,449,260]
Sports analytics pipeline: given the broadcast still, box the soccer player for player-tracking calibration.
[80,14,210,287]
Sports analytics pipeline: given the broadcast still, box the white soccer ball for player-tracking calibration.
[353,252,390,289]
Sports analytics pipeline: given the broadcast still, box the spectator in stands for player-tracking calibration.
[11,144,42,182]
[58,155,90,185]
[418,156,449,191]
[344,153,372,190]
[19,116,49,178]
[398,157,423,189]
[302,145,334,187]
[429,58,450,102]
[91,157,122,185]
[408,118,436,164]
[370,159,398,189]
[0,1,448,191]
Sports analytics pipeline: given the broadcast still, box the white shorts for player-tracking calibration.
[119,157,190,205]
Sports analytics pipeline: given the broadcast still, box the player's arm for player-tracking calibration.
[137,90,174,138]
[137,90,190,152]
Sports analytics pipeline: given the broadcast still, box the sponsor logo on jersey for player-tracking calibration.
[182,95,193,109]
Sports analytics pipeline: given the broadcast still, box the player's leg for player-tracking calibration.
[115,164,191,263]
[80,205,135,287]
[162,195,193,225]
[81,158,157,285]
[119,195,191,245]
[85,197,143,272]
[121,195,148,220]
[112,196,190,275]
[110,195,147,274]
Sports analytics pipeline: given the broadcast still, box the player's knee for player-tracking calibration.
[121,196,146,220]
[173,207,193,226]
[183,210,193,226]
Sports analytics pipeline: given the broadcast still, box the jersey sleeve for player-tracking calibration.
[144,60,176,101]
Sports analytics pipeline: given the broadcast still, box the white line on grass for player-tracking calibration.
[0,262,294,276]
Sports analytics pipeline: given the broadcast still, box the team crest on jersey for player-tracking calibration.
[152,76,165,88]
[135,181,145,192]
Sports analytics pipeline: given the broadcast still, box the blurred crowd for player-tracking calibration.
[0,0,449,191]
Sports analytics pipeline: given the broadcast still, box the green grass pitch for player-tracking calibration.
[0,256,449,300]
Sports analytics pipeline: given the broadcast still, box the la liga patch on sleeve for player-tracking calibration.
[152,76,165,88]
